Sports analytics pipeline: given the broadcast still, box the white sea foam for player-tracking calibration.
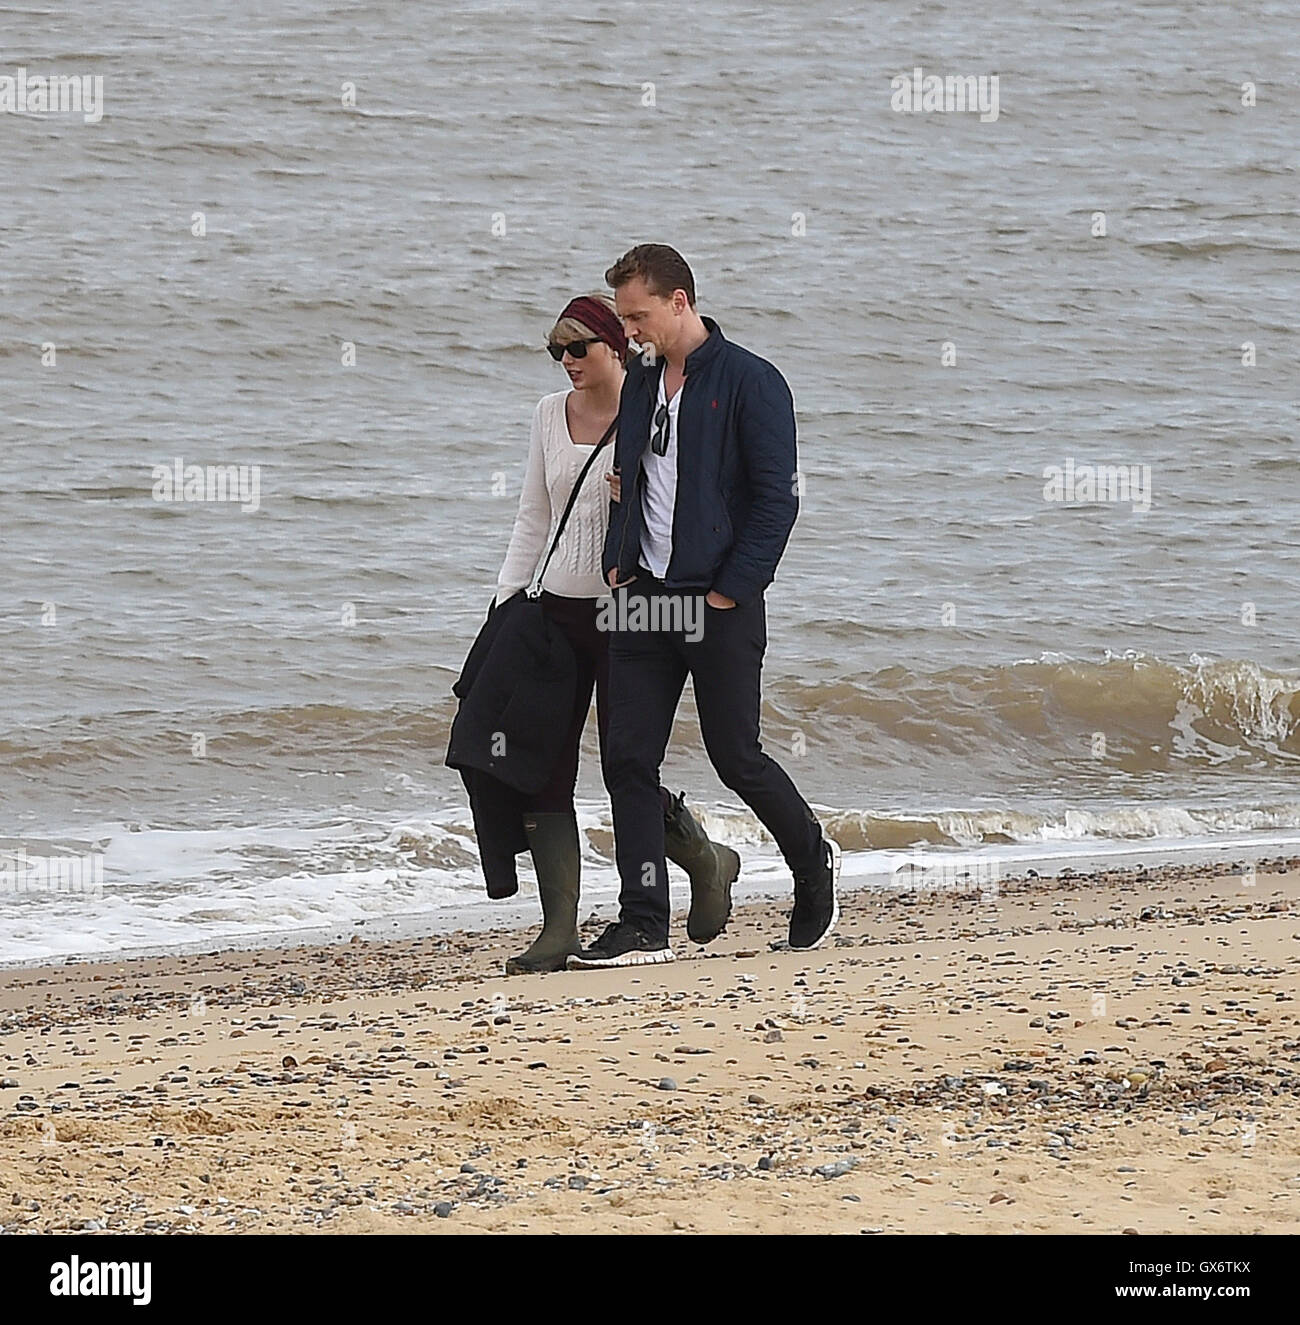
[2,802,1299,966]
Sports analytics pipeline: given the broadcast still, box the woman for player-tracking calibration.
[495,291,739,974]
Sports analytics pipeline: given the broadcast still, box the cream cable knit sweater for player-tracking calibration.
[495,391,614,605]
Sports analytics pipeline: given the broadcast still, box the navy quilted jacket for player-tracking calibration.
[602,317,800,606]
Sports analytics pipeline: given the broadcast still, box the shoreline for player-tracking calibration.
[2,841,1295,976]
[1,858,1296,1233]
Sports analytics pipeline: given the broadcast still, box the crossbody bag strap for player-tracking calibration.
[527,416,618,599]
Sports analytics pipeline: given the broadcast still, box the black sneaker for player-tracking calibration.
[789,837,841,950]
[566,921,675,970]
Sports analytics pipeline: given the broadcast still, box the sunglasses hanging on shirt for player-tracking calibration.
[651,402,672,456]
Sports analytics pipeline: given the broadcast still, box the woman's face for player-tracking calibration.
[559,338,621,391]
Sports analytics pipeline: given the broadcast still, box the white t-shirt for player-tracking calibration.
[638,371,681,577]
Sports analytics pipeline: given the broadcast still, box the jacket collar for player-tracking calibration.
[640,316,724,395]
[684,315,725,373]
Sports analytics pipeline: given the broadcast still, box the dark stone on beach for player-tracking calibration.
[434,1202,453,1218]
[0,1078,18,1089]
[757,1156,774,1171]
[656,1078,677,1091]
[568,1175,589,1190]
[460,1163,477,1174]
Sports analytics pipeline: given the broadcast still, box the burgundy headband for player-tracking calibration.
[559,296,628,361]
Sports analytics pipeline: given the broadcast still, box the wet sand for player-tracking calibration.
[1,859,1297,1234]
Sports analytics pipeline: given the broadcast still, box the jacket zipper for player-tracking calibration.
[662,373,689,582]
[615,365,661,578]
[615,438,648,578]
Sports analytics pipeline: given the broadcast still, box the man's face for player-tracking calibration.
[614,275,682,358]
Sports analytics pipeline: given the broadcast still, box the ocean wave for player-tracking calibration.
[821,800,1300,850]
[770,653,1300,771]
[3,655,1297,777]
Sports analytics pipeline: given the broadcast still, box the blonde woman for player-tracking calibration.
[495,292,739,974]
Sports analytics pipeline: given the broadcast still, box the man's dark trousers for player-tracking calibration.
[604,573,823,941]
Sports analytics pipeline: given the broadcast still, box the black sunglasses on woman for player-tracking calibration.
[547,338,599,361]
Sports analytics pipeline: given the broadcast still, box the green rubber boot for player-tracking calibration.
[663,792,741,944]
[505,811,582,975]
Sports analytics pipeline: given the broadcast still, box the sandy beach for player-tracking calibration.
[1,860,1296,1235]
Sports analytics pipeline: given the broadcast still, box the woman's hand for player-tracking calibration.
[605,468,621,503]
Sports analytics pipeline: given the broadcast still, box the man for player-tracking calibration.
[568,243,840,969]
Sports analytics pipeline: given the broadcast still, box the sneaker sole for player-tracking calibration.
[789,838,841,951]
[565,947,676,970]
